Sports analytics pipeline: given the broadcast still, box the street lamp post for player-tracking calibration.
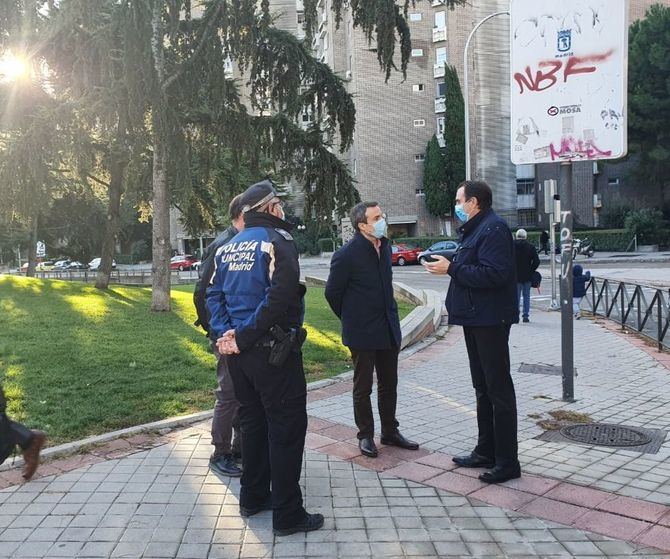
[463,11,510,180]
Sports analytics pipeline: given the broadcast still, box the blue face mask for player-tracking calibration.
[454,203,469,222]
[371,218,387,239]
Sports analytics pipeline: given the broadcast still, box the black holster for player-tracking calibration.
[268,325,307,367]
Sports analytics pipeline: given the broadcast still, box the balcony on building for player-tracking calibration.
[433,64,445,78]
[432,27,447,43]
[434,98,446,113]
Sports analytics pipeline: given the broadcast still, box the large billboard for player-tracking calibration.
[510,0,628,165]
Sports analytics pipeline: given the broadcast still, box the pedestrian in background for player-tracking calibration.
[573,264,591,319]
[540,230,550,255]
[514,229,540,323]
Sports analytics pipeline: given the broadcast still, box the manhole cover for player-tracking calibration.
[560,423,652,447]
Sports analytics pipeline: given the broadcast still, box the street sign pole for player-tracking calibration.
[559,162,575,402]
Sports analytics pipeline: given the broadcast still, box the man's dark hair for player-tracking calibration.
[459,180,493,211]
[350,201,379,232]
[229,194,244,220]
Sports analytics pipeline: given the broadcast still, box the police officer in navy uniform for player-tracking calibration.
[206,180,323,537]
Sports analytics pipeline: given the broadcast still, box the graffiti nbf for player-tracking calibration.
[557,29,572,53]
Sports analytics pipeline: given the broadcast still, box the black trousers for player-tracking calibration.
[228,348,307,530]
[0,387,33,452]
[350,347,400,439]
[463,325,519,466]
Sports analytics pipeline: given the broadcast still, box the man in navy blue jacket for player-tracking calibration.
[325,202,419,459]
[424,181,520,484]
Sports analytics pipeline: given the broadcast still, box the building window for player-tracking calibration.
[437,117,445,136]
[415,189,425,196]
[297,11,306,28]
[353,159,357,176]
[517,209,537,227]
[516,179,534,196]
[608,177,620,186]
[436,47,447,66]
[411,49,424,57]
[434,11,446,28]
[412,84,424,93]
[414,154,425,162]
[413,119,426,127]
[409,13,422,22]
[436,80,446,97]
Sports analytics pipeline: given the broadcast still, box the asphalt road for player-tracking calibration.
[301,258,670,295]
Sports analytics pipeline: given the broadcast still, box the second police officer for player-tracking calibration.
[206,180,324,536]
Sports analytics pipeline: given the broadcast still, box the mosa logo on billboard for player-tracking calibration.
[510,0,628,165]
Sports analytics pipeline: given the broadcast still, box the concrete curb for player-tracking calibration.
[304,276,445,351]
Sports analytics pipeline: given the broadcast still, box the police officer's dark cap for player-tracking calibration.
[240,180,286,213]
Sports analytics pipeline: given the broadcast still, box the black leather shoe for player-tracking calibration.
[452,452,495,469]
[239,494,272,517]
[380,431,419,450]
[359,437,378,458]
[479,464,521,484]
[274,512,324,536]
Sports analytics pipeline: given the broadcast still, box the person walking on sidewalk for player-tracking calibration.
[573,264,591,319]
[0,385,46,480]
[206,180,323,537]
[325,201,419,459]
[423,180,520,484]
[514,229,540,323]
[194,195,245,477]
[540,230,550,255]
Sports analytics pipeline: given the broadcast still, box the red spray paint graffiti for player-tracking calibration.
[513,49,614,95]
[549,137,612,161]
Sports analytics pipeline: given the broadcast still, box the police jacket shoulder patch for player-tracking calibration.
[275,228,293,241]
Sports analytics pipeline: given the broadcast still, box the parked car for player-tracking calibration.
[417,240,460,264]
[36,260,56,271]
[391,244,422,266]
[66,261,88,270]
[170,254,199,271]
[53,259,71,270]
[88,258,117,271]
[20,260,56,273]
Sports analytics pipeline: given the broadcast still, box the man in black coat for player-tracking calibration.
[325,202,419,458]
[514,229,540,323]
[424,181,520,484]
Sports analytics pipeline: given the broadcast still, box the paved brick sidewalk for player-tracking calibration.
[0,428,666,558]
[2,309,670,557]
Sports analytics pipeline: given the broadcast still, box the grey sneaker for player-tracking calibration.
[209,454,242,477]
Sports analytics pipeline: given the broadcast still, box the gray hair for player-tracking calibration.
[350,201,379,232]
[515,228,528,240]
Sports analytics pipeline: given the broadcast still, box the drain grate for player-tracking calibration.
[536,423,666,454]
[560,423,652,447]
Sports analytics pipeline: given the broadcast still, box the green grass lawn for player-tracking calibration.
[0,275,414,445]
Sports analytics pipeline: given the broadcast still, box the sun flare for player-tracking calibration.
[0,52,28,82]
